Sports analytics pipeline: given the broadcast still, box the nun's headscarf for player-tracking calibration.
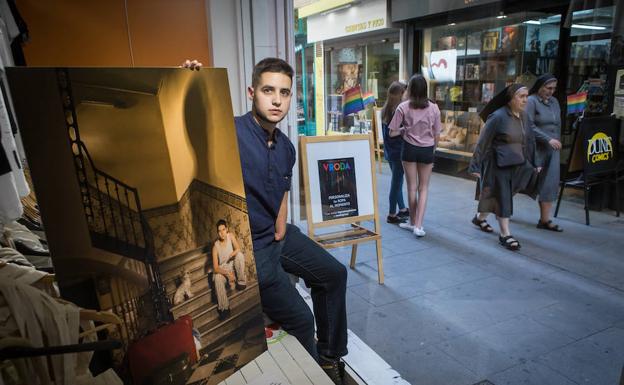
[479,83,527,122]
[529,74,557,95]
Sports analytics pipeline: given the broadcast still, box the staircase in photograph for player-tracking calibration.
[158,247,261,348]
[56,68,170,335]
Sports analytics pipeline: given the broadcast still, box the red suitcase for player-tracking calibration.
[127,315,197,385]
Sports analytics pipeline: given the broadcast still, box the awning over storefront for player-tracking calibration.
[391,0,501,22]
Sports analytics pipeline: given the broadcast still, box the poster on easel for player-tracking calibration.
[613,69,624,118]
[300,134,384,284]
[318,157,359,221]
[303,136,375,225]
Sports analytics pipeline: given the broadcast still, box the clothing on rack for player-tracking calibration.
[0,267,122,384]
[0,3,29,225]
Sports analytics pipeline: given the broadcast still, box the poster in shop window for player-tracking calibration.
[317,157,359,221]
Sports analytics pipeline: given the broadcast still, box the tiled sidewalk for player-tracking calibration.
[327,165,624,385]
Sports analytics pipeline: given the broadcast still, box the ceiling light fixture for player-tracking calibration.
[571,24,606,30]
[523,20,541,25]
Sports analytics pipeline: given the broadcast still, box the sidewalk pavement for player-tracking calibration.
[326,164,624,385]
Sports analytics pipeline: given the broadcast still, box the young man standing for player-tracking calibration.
[186,58,348,384]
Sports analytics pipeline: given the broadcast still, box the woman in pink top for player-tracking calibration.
[388,74,441,237]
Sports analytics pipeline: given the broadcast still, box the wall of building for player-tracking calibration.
[207,0,300,222]
[19,0,212,67]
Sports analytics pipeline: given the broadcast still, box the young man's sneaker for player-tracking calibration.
[398,222,414,231]
[397,210,409,219]
[413,227,426,237]
[386,215,406,224]
[319,356,345,385]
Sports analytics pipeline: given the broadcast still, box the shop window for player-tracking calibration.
[324,38,400,135]
[566,6,615,113]
[422,12,561,159]
[295,43,317,136]
[561,5,616,161]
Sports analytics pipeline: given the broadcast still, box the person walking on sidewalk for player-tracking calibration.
[469,84,541,250]
[527,74,564,232]
[381,81,409,224]
[388,74,441,237]
[183,58,348,384]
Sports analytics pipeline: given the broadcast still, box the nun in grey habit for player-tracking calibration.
[469,84,541,250]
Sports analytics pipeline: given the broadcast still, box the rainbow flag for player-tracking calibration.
[567,92,587,114]
[343,86,364,115]
[362,91,375,107]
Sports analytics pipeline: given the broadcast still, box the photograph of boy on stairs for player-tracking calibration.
[185,57,349,385]
[212,219,247,320]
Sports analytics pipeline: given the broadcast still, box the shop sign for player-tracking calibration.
[580,116,619,176]
[307,0,388,43]
[391,0,500,22]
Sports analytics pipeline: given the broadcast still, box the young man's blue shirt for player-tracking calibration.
[234,112,296,252]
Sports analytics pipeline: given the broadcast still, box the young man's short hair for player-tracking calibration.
[216,219,228,229]
[251,58,294,88]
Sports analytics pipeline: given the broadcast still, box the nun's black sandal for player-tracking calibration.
[499,235,520,250]
[472,215,494,233]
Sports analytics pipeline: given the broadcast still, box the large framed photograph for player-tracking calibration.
[7,67,266,385]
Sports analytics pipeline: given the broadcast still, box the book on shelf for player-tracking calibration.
[482,31,500,52]
[501,26,521,52]
[434,84,449,101]
[482,60,505,79]
[437,35,456,50]
[465,64,480,80]
[457,36,466,56]
[439,110,468,150]
[456,64,464,80]
[465,83,481,102]
[450,86,463,102]
[467,32,481,55]
[506,57,517,77]
[481,83,495,103]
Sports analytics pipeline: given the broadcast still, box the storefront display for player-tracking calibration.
[325,38,400,135]
[392,0,622,212]
[422,12,562,158]
[298,0,401,136]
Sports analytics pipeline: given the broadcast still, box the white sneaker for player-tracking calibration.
[399,222,414,231]
[413,227,426,237]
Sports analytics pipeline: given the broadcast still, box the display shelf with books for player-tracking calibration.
[425,16,561,161]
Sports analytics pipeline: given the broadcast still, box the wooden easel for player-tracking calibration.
[300,134,384,284]
[372,107,384,174]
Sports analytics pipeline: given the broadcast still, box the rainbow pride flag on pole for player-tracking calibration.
[567,92,587,115]
[362,91,375,107]
[343,86,365,115]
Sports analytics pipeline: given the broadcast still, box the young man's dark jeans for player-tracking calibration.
[254,224,348,361]
[388,159,406,214]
